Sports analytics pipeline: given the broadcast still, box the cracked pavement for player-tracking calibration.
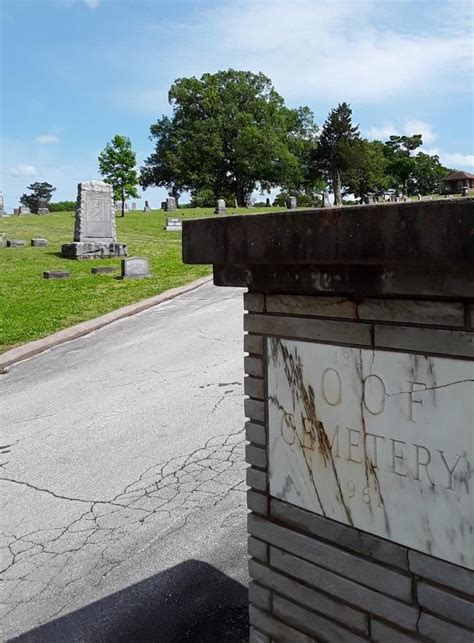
[0,283,248,640]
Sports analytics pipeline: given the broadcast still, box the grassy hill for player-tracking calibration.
[0,206,286,352]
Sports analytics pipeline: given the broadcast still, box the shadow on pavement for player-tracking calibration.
[13,560,249,642]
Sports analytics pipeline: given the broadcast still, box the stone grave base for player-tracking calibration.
[37,209,50,215]
[61,241,127,260]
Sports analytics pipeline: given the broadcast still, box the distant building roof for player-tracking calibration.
[443,171,474,181]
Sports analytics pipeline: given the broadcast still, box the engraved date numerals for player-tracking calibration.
[346,480,382,507]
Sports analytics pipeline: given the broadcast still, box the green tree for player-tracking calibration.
[20,182,56,213]
[314,102,360,206]
[98,135,139,217]
[141,70,317,206]
[385,134,423,157]
[408,152,452,195]
[384,134,423,195]
[48,200,76,212]
[343,139,389,202]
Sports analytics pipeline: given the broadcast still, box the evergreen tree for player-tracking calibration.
[315,103,360,205]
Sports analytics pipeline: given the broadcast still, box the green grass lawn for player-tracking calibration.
[0,206,286,352]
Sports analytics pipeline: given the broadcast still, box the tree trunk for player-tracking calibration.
[121,186,125,217]
[235,184,245,208]
[333,170,342,206]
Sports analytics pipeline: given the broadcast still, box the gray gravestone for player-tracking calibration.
[144,200,151,212]
[43,270,70,280]
[234,199,238,209]
[131,202,137,210]
[61,181,127,259]
[13,208,19,215]
[461,186,469,197]
[165,197,177,212]
[7,239,26,247]
[37,198,49,215]
[0,192,5,216]
[19,206,31,214]
[286,196,297,209]
[265,198,271,207]
[165,217,182,231]
[0,234,5,248]
[214,199,226,214]
[121,257,150,279]
[31,238,48,247]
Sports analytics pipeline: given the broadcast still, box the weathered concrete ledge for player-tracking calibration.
[183,200,474,298]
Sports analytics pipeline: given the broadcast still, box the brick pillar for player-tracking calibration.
[183,200,474,642]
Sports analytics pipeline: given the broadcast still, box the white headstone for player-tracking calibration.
[214,199,226,214]
[165,217,182,231]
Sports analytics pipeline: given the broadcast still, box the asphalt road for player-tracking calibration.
[1,282,249,641]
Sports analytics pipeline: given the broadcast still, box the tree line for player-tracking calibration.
[20,69,454,213]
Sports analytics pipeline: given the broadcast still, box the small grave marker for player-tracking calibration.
[165,217,182,231]
[7,239,26,247]
[91,266,117,275]
[120,257,150,279]
[31,238,48,247]
[286,196,297,209]
[43,270,70,280]
[214,199,226,214]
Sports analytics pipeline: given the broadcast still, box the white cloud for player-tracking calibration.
[426,149,474,169]
[366,124,399,141]
[10,164,38,176]
[35,134,60,144]
[367,120,438,146]
[83,0,100,8]
[155,0,472,103]
[403,120,437,146]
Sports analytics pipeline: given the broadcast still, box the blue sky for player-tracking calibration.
[1,0,473,208]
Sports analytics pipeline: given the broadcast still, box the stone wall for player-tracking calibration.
[243,291,473,643]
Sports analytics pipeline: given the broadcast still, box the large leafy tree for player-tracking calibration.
[141,70,318,206]
[408,152,452,195]
[20,182,56,213]
[98,135,139,217]
[343,139,389,202]
[314,102,360,206]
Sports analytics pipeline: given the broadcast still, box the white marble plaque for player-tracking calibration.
[267,339,474,569]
